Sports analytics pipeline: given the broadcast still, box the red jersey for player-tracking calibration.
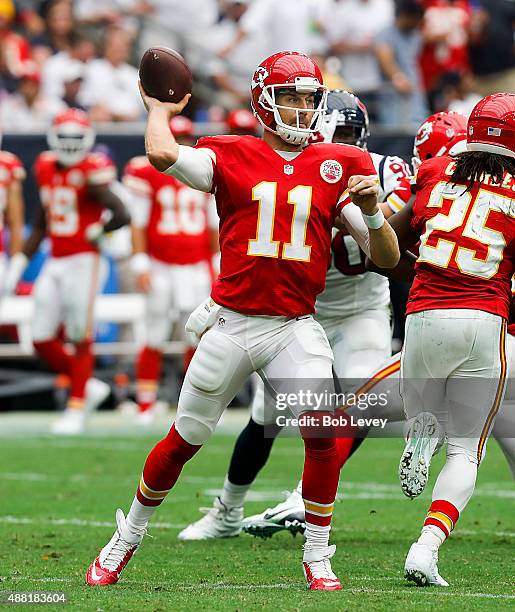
[0,31,32,79]
[0,151,25,254]
[407,156,515,319]
[34,151,116,258]
[420,0,470,91]
[197,135,377,317]
[123,156,213,265]
[508,276,515,336]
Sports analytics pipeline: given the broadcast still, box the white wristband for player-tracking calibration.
[131,252,151,274]
[362,208,385,230]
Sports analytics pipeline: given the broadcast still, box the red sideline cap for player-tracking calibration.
[169,115,194,137]
[226,109,258,132]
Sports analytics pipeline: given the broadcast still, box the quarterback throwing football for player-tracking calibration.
[86,51,399,590]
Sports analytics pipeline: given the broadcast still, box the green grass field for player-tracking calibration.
[0,415,514,611]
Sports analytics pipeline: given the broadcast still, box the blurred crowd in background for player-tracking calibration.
[0,0,514,131]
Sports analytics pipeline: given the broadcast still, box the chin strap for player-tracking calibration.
[276,124,310,146]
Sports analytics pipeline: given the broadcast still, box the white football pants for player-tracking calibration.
[251,307,392,426]
[32,253,108,343]
[401,309,508,465]
[176,308,334,445]
[144,258,211,348]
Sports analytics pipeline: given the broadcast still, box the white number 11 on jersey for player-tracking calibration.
[247,181,312,262]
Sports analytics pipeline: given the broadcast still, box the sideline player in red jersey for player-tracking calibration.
[123,115,219,424]
[383,93,515,587]
[0,139,25,292]
[4,109,130,435]
[86,51,399,591]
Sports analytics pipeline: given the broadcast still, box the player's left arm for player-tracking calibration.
[6,178,25,255]
[365,198,419,280]
[88,183,131,238]
[344,175,400,268]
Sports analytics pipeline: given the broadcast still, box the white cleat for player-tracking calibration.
[303,545,342,591]
[404,542,449,587]
[135,408,157,426]
[177,497,243,541]
[242,489,306,539]
[85,378,111,413]
[117,399,138,417]
[399,412,440,498]
[50,409,86,435]
[86,509,145,586]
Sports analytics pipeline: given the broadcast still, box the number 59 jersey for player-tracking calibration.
[196,135,377,318]
[34,151,116,258]
[408,155,515,319]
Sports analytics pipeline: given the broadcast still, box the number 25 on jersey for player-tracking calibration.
[418,181,515,279]
[247,181,312,262]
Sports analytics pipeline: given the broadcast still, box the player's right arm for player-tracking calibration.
[139,83,214,192]
[2,204,46,295]
[123,158,154,293]
[22,204,47,259]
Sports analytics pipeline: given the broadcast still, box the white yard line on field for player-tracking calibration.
[0,514,512,539]
[2,472,513,499]
[0,576,513,600]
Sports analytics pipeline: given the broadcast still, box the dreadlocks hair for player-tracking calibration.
[450,151,515,191]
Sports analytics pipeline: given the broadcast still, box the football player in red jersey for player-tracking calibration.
[86,51,399,591]
[123,115,219,423]
[0,138,26,293]
[179,90,412,542]
[380,93,515,587]
[5,109,130,435]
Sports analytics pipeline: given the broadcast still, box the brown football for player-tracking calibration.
[139,47,192,103]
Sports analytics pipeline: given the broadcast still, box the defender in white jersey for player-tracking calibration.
[178,91,411,541]
[315,109,410,381]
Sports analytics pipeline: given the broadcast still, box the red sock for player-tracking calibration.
[183,346,196,374]
[336,437,355,469]
[68,341,93,409]
[136,346,162,412]
[300,413,340,527]
[424,499,460,538]
[33,339,72,376]
[136,423,201,506]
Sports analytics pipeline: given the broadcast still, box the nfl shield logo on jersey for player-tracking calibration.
[320,160,343,183]
[284,164,294,175]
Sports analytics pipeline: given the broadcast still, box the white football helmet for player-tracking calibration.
[47,109,95,166]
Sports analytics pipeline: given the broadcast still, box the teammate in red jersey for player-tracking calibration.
[0,144,26,292]
[382,93,515,587]
[86,51,399,591]
[5,109,130,435]
[123,116,219,423]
